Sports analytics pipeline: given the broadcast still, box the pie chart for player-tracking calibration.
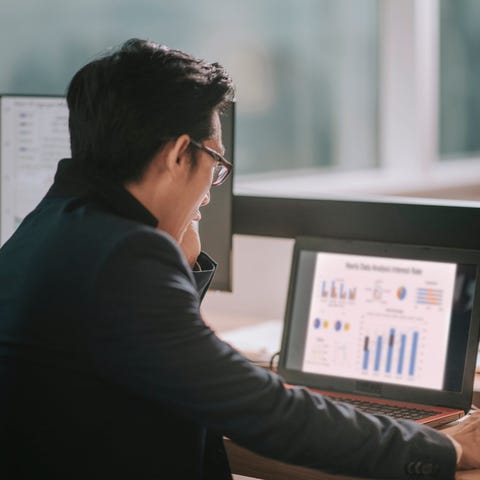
[397,286,407,300]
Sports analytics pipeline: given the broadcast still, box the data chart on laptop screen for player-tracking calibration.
[301,252,458,390]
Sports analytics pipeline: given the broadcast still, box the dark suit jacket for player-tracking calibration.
[0,158,457,479]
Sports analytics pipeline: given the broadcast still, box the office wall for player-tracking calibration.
[203,235,293,327]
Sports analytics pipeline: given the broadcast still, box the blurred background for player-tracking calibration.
[2,0,480,200]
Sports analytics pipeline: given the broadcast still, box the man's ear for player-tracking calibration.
[163,134,191,176]
[147,135,192,185]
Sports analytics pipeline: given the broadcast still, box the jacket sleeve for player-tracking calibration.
[192,251,217,300]
[90,230,457,480]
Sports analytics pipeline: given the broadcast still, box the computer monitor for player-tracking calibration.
[199,102,234,291]
[0,94,234,291]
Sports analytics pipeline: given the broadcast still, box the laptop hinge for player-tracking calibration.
[354,381,383,397]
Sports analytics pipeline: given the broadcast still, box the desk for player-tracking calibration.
[226,374,480,480]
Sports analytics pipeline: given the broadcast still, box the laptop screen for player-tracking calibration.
[280,237,480,408]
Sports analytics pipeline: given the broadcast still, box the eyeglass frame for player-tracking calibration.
[189,139,233,187]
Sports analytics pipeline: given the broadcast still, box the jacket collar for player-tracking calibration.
[46,158,158,228]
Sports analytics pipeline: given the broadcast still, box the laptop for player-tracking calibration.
[278,236,480,428]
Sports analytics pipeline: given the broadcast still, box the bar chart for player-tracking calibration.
[320,280,356,301]
[362,328,420,378]
[416,287,443,306]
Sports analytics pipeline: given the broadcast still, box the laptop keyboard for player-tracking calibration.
[325,395,438,420]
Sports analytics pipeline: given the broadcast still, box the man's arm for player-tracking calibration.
[90,230,458,480]
[192,251,217,299]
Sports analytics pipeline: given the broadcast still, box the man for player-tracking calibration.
[0,38,478,479]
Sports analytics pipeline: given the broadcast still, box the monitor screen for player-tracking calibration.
[292,250,476,392]
[280,237,480,400]
[0,94,234,291]
[0,95,70,241]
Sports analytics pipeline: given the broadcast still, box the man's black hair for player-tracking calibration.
[66,38,234,183]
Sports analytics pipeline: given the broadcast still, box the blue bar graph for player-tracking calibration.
[409,332,419,376]
[386,328,395,373]
[374,336,383,372]
[362,336,370,370]
[362,330,419,377]
[397,334,406,375]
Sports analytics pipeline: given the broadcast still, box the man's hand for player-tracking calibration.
[179,221,201,269]
[443,412,480,469]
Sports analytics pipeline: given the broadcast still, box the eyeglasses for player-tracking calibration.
[189,139,233,187]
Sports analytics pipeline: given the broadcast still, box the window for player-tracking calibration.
[440,0,480,159]
[0,0,378,190]
[2,0,480,201]
[224,1,378,177]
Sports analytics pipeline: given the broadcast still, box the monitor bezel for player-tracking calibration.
[278,236,480,413]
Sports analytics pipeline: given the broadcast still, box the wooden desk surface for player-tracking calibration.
[227,373,480,480]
